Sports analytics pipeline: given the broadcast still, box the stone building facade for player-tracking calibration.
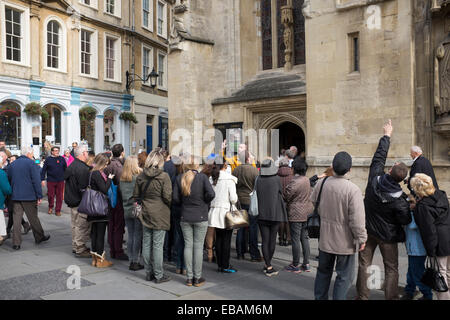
[168,0,450,195]
[0,0,172,156]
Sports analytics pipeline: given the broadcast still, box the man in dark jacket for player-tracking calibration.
[8,146,50,250]
[41,146,67,216]
[162,149,176,262]
[64,145,91,257]
[104,144,128,260]
[355,120,412,300]
[407,146,439,193]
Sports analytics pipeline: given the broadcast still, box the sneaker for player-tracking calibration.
[35,234,50,244]
[265,267,279,277]
[186,278,193,286]
[193,277,206,287]
[129,262,144,271]
[154,274,171,284]
[302,264,311,272]
[285,264,302,273]
[222,266,237,273]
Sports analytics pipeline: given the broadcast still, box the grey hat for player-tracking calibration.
[260,159,279,176]
[332,151,352,176]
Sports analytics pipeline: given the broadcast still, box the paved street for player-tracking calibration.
[0,199,416,300]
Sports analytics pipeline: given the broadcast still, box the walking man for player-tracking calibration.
[41,146,67,216]
[312,151,367,300]
[105,144,128,260]
[355,119,412,300]
[64,145,91,257]
[8,146,50,250]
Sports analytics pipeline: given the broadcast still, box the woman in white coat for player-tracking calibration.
[208,157,238,273]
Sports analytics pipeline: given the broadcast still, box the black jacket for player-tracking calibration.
[414,190,450,257]
[172,170,215,223]
[408,155,439,193]
[364,136,411,243]
[64,158,91,208]
[256,174,288,222]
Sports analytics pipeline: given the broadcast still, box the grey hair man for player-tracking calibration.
[407,145,438,193]
[286,149,296,167]
[64,144,92,257]
[8,145,48,250]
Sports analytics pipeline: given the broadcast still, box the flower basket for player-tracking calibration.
[119,112,138,124]
[24,102,42,116]
[79,106,97,122]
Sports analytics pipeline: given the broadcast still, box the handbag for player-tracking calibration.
[248,176,259,217]
[421,256,449,292]
[225,201,249,230]
[78,172,109,217]
[307,176,329,239]
[132,176,154,219]
[108,181,118,208]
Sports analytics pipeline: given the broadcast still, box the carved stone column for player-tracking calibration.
[30,2,40,80]
[281,1,294,71]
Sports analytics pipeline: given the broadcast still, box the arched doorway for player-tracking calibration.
[0,100,21,150]
[276,121,305,156]
[103,109,118,150]
[80,106,97,152]
[42,104,62,146]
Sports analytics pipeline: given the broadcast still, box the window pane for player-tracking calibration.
[47,55,52,67]
[13,49,20,61]
[261,0,272,70]
[12,10,20,23]
[6,48,11,60]
[13,23,20,36]
[5,8,11,21]
[6,20,12,34]
[143,13,148,27]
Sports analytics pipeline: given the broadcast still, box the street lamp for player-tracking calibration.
[125,67,159,91]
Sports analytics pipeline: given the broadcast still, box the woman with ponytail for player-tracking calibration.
[173,155,215,287]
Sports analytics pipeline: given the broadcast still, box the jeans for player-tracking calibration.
[164,214,176,261]
[125,217,143,263]
[91,221,108,255]
[142,227,166,280]
[181,221,208,280]
[289,221,310,266]
[258,220,280,267]
[215,228,233,269]
[47,181,64,212]
[107,198,126,257]
[405,255,432,299]
[314,250,356,300]
[173,216,185,270]
[356,234,399,300]
[236,205,261,259]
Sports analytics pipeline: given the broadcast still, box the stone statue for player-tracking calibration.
[435,42,450,116]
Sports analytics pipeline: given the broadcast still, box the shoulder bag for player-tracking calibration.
[78,172,109,217]
[421,256,449,293]
[132,176,154,219]
[225,201,249,230]
[306,176,329,239]
[248,176,259,217]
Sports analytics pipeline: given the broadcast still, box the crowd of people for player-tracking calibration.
[0,118,449,300]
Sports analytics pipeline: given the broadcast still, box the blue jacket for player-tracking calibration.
[41,156,67,182]
[0,169,12,209]
[404,211,427,256]
[8,156,43,201]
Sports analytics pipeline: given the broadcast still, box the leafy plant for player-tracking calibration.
[24,102,50,120]
[79,106,97,122]
[119,112,138,124]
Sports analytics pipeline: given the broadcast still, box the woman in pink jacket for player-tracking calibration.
[63,149,75,166]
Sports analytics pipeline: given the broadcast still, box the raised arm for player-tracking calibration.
[367,120,393,187]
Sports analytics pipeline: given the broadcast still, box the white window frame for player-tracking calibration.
[43,16,67,73]
[157,50,167,91]
[142,0,153,32]
[79,0,98,10]
[157,0,167,39]
[142,44,153,87]
[104,33,121,83]
[104,0,121,18]
[79,26,98,79]
[0,1,30,67]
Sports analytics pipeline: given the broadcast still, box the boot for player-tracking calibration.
[90,251,97,267]
[95,252,113,268]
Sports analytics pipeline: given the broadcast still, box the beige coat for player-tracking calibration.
[310,175,367,255]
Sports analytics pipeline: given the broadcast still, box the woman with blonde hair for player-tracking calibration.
[88,153,114,268]
[173,155,215,287]
[133,149,172,283]
[411,173,450,300]
[120,155,144,271]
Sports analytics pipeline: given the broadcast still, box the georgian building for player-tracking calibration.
[0,0,172,156]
